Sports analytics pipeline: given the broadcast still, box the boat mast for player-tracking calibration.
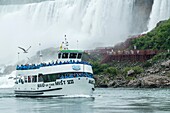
[77,40,79,50]
[64,35,69,50]
[39,43,43,63]
[17,52,20,64]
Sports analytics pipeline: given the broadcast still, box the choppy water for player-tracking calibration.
[0,88,170,113]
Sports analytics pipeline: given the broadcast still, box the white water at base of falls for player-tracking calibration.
[147,0,170,31]
[1,0,170,88]
[0,71,16,88]
[0,0,135,64]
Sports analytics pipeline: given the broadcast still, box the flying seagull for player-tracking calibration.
[18,46,31,53]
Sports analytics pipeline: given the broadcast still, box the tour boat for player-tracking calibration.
[14,41,95,97]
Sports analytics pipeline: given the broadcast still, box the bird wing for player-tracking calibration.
[27,57,30,60]
[26,46,31,51]
[18,47,26,52]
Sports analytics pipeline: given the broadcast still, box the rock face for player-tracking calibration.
[161,60,170,68]
[127,75,170,88]
[141,75,170,88]
[131,0,154,33]
[94,75,127,88]
[127,79,141,87]
[94,58,170,88]
[127,69,135,76]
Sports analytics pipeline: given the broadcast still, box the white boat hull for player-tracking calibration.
[14,77,95,97]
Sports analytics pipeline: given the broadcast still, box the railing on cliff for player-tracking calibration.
[101,50,162,63]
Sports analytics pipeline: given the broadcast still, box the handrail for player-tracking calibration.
[16,61,92,70]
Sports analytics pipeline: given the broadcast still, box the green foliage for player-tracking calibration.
[90,61,118,75]
[126,76,136,81]
[131,19,170,50]
[91,61,109,75]
[103,67,118,75]
[91,61,101,75]
[143,61,152,68]
[133,66,144,74]
[149,52,170,64]
[122,66,144,76]
[123,67,131,75]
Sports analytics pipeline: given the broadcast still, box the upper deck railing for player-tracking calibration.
[16,60,92,70]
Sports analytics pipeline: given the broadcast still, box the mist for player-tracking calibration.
[0,0,134,64]
[1,0,165,64]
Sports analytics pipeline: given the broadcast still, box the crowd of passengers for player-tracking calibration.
[16,60,92,70]
[16,73,94,84]
[59,73,93,79]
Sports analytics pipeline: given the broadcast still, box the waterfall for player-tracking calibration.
[2,0,170,88]
[1,0,170,63]
[0,0,136,64]
[148,0,170,31]
[0,71,16,88]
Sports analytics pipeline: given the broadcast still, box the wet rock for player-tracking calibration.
[161,60,170,68]
[141,75,170,88]
[127,69,135,76]
[165,68,170,71]
[127,79,141,87]
[146,68,160,74]
[113,80,127,88]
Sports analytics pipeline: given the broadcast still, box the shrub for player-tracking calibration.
[123,66,144,76]
[143,61,152,68]
[132,66,144,74]
[104,67,118,75]
[130,19,170,50]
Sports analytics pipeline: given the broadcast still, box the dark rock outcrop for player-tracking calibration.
[127,75,170,88]
[95,75,128,88]
[140,75,170,88]
[131,0,154,33]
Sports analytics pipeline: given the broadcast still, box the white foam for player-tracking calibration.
[147,0,170,31]
[0,71,16,88]
[0,0,135,64]
[63,94,93,98]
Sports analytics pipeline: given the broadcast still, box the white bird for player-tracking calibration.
[18,46,31,53]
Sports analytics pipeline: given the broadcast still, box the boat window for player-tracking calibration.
[62,53,68,59]
[77,53,82,59]
[42,75,51,82]
[38,74,44,82]
[18,78,24,84]
[69,53,77,58]
[40,72,93,82]
[24,76,27,83]
[32,76,37,82]
[58,53,61,59]
[43,74,61,82]
[28,76,31,83]
[50,74,58,81]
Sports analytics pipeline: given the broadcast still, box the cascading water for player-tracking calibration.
[0,0,136,64]
[1,0,170,88]
[0,0,138,88]
[0,71,16,88]
[148,0,170,31]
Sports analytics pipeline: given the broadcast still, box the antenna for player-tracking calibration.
[64,35,69,50]
[77,40,79,50]
[39,43,43,63]
[17,52,20,64]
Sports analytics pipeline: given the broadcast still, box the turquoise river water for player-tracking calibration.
[0,88,170,113]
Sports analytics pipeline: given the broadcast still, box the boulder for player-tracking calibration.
[146,68,160,74]
[113,80,127,88]
[141,75,170,88]
[127,79,141,87]
[161,60,170,68]
[127,69,135,76]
